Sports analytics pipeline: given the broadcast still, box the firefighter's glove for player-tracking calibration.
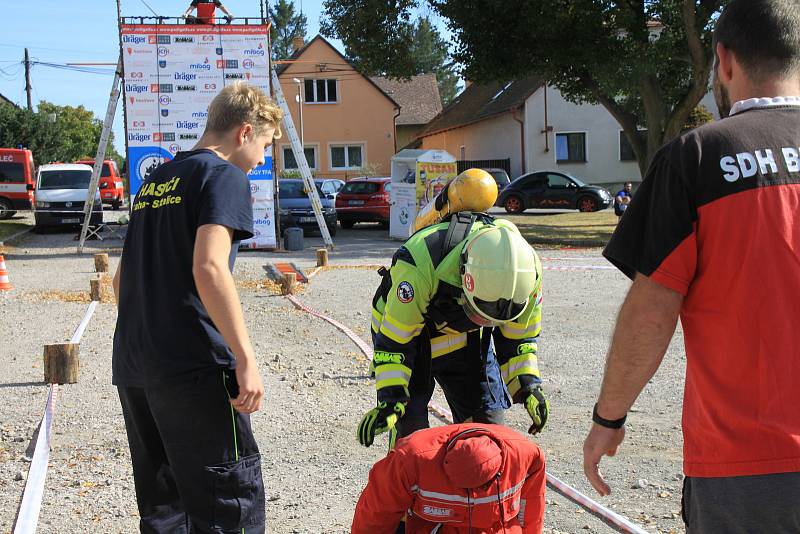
[524,387,549,435]
[357,401,406,447]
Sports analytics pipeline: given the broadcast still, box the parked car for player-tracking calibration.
[75,159,125,209]
[496,171,613,213]
[34,163,103,229]
[335,177,391,228]
[278,179,338,237]
[0,147,36,219]
[481,167,511,192]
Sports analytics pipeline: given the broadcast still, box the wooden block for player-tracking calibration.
[43,343,79,384]
[281,272,297,295]
[94,253,109,273]
[89,277,102,301]
[316,248,329,267]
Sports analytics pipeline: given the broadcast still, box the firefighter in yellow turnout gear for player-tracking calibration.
[357,212,548,447]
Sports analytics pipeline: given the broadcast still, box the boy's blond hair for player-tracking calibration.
[206,82,283,139]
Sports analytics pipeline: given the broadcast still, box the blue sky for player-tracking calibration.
[0,0,451,156]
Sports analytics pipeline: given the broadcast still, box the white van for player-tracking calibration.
[34,163,103,229]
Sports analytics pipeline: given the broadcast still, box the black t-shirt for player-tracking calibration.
[112,149,254,386]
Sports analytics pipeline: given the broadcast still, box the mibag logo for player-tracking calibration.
[189,59,211,70]
[225,73,244,80]
[192,111,208,119]
[174,37,194,43]
[179,133,198,140]
[244,43,265,56]
[177,121,200,130]
[123,35,145,44]
[174,72,197,81]
[125,83,148,93]
[128,133,151,142]
[176,84,196,92]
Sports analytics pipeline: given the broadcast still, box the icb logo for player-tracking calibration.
[168,143,180,154]
[159,94,171,105]
[242,59,254,69]
[157,47,169,57]
[138,154,165,182]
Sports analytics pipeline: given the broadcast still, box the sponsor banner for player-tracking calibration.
[122,23,273,247]
[242,150,276,249]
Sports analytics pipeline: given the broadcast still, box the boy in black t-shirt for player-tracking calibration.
[112,82,282,533]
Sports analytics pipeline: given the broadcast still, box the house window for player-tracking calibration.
[282,145,317,170]
[329,144,363,170]
[555,132,587,163]
[459,146,466,160]
[619,130,646,161]
[304,79,337,103]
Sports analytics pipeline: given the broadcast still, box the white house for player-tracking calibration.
[417,77,719,186]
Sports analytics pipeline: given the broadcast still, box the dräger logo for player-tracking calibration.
[123,35,145,44]
[176,85,196,92]
[125,83,148,93]
[128,133,151,142]
[174,72,197,81]
[177,121,200,129]
[422,506,453,518]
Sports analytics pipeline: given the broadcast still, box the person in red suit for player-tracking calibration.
[352,424,546,534]
[182,0,234,24]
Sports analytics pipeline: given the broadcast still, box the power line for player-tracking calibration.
[138,0,160,17]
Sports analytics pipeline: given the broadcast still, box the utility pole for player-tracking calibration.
[24,48,32,111]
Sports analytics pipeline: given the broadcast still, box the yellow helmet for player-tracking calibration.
[460,224,539,326]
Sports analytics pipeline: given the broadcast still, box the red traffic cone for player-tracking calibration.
[0,255,12,291]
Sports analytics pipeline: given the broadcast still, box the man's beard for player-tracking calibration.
[713,66,732,118]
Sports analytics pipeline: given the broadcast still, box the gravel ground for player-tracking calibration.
[0,221,686,534]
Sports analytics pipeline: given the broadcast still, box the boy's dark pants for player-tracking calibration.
[118,370,265,533]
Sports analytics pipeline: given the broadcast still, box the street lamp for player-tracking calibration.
[292,77,304,147]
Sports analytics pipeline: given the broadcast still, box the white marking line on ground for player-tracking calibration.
[544,265,616,271]
[286,292,652,534]
[13,301,99,534]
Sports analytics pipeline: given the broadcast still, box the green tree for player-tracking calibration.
[409,16,459,106]
[0,101,122,166]
[270,0,308,60]
[322,0,726,176]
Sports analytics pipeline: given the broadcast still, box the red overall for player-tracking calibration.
[352,424,546,534]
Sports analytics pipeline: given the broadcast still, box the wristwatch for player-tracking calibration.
[592,403,627,429]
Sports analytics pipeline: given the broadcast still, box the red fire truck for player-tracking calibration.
[0,148,36,219]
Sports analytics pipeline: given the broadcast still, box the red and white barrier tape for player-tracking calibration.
[286,291,652,534]
[13,301,98,534]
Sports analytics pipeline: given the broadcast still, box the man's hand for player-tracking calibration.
[524,386,549,435]
[357,401,406,447]
[583,424,626,496]
[230,356,264,414]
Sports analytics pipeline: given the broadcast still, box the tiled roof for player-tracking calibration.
[370,74,442,126]
[417,75,544,138]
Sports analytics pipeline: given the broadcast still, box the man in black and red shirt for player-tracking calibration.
[182,0,233,24]
[583,1,800,531]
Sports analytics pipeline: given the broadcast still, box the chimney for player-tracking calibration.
[292,35,305,53]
